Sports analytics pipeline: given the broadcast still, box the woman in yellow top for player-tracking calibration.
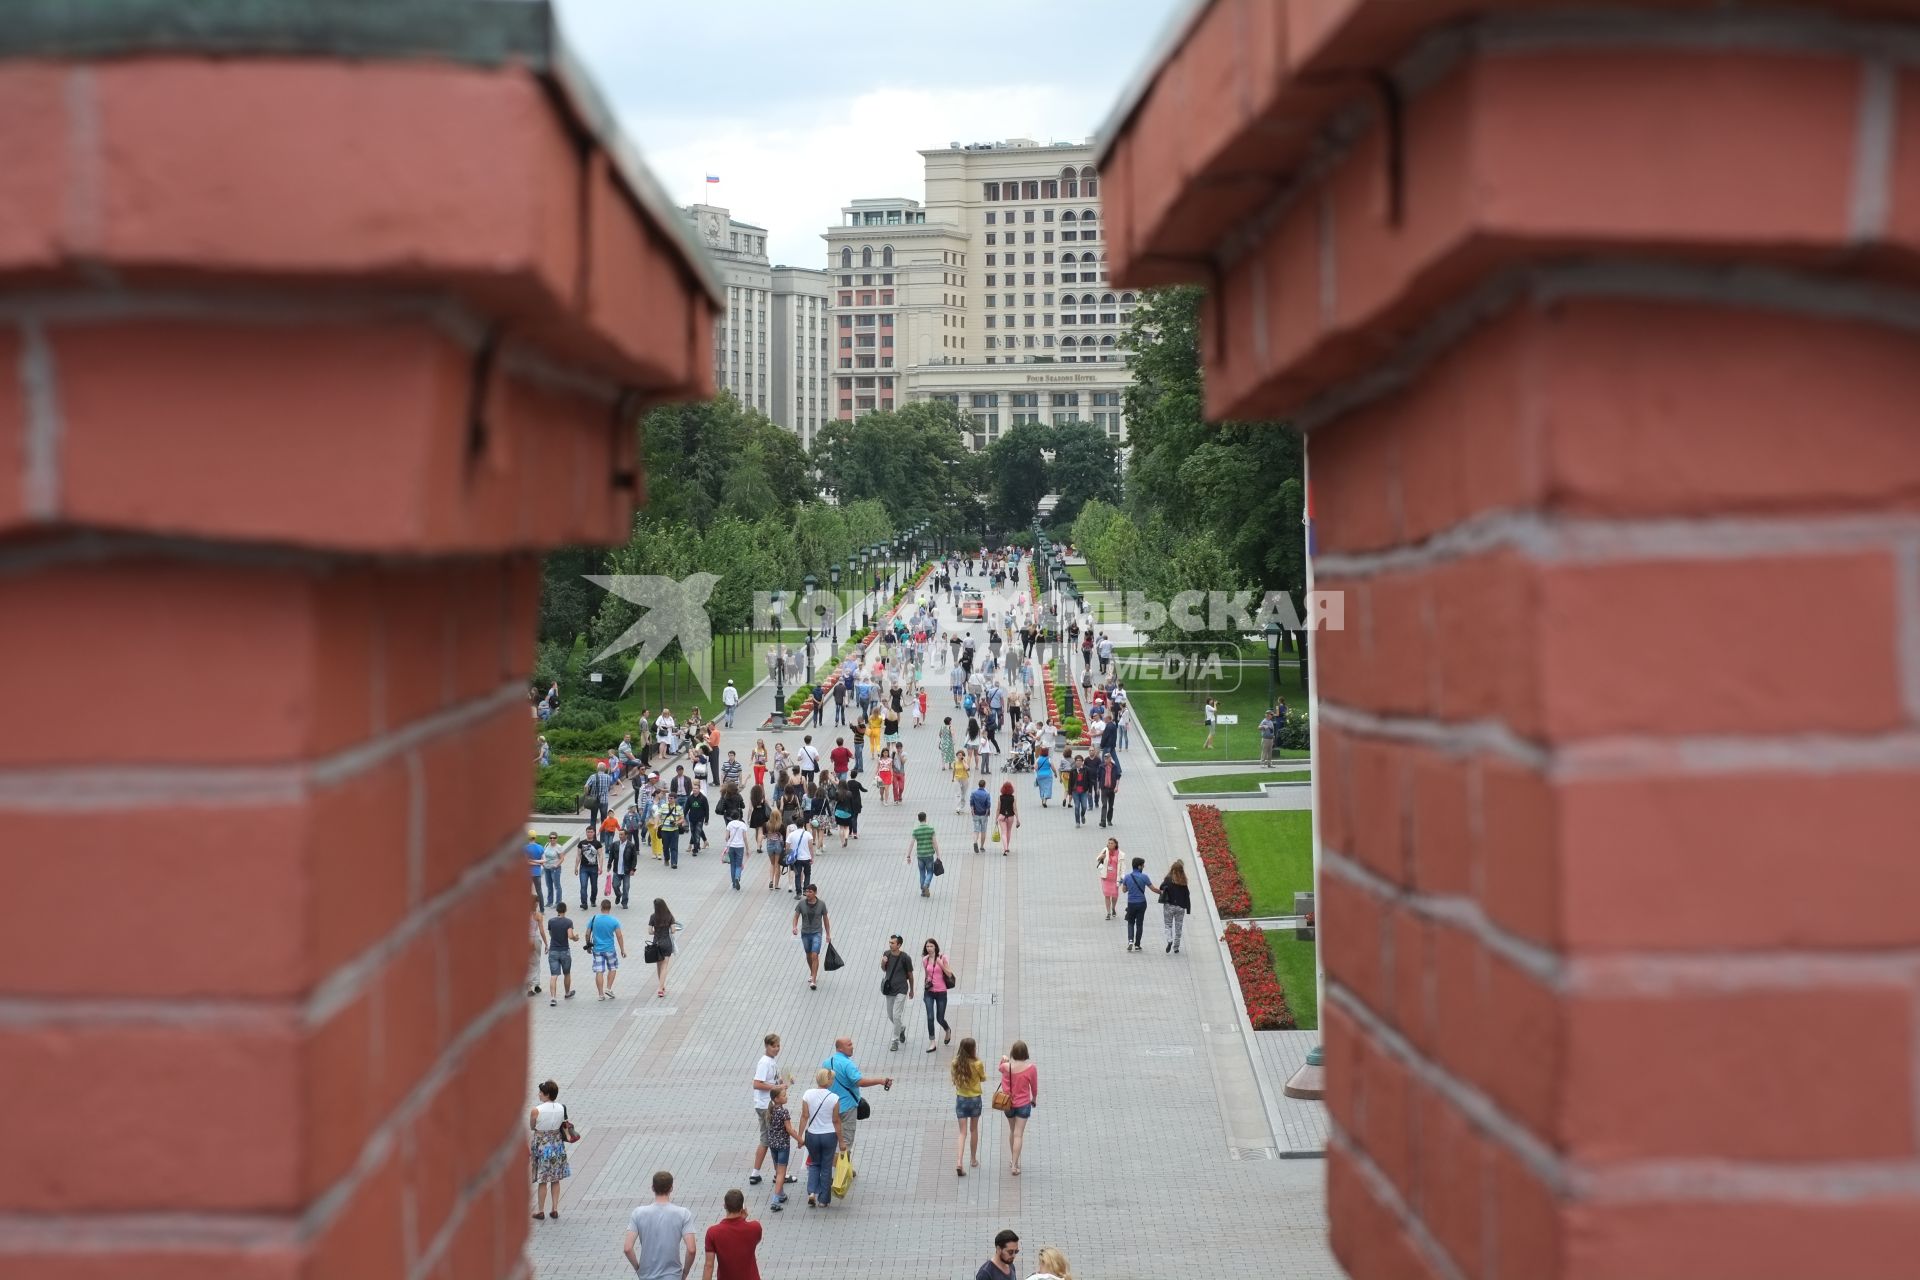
[866,705,884,758]
[950,1036,986,1177]
[951,749,971,812]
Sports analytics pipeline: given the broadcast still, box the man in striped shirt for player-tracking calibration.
[720,750,743,790]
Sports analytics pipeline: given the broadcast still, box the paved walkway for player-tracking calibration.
[526,564,1337,1279]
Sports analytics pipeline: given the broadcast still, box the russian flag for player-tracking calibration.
[705,175,720,184]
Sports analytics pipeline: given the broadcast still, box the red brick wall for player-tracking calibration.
[0,47,710,1280]
[1102,5,1920,1276]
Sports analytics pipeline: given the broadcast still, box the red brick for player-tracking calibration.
[1539,301,1920,518]
[0,560,371,766]
[407,1079,466,1257]
[420,702,540,902]
[1408,749,1473,897]
[1480,954,1561,1142]
[1561,770,1920,950]
[1538,554,1903,739]
[0,1252,300,1280]
[0,66,68,274]
[1478,761,1560,945]
[1320,872,1389,1013]
[56,319,458,552]
[1314,719,1355,857]
[379,566,455,730]
[1311,577,1370,715]
[0,1021,303,1211]
[303,1145,406,1280]
[1566,1198,1920,1280]
[1889,66,1920,255]
[304,991,380,1197]
[1359,1040,1420,1202]
[378,926,449,1117]
[453,1012,529,1187]
[503,555,543,681]
[1475,51,1857,250]
[1564,985,1913,1161]
[583,152,696,390]
[0,801,307,998]
[1427,922,1487,1090]
[444,561,510,703]
[1306,414,1400,554]
[1488,1141,1562,1280]
[1328,1141,1435,1280]
[306,757,414,979]
[1417,1090,1486,1277]
[1347,735,1411,885]
[1390,911,1435,1054]
[1429,552,1540,733]
[442,863,532,1037]
[1364,570,1435,718]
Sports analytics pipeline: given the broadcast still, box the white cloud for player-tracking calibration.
[627,84,1098,268]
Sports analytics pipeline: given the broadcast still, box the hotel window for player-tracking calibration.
[1024,293,1035,306]
[840,248,852,268]
[985,336,998,348]
[1044,210,1054,223]
[1024,210,1035,224]
[838,292,852,305]
[986,234,996,246]
[1024,272,1035,284]
[1024,232,1035,244]
[986,275,996,287]
[1044,272,1055,284]
[1022,181,1038,199]
[1043,180,1058,199]
[882,274,893,284]
[985,316,995,327]
[984,182,1000,200]
[986,211,996,224]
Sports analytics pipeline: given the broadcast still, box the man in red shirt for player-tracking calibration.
[829,737,853,781]
[702,1188,762,1280]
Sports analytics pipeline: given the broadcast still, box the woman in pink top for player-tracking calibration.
[1096,837,1121,920]
[998,1040,1038,1175]
[922,937,953,1052]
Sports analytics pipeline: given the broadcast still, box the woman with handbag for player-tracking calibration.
[950,1037,986,1176]
[995,1040,1038,1176]
[529,1079,578,1220]
[1159,859,1193,954]
[645,898,677,998]
[995,782,1020,855]
[798,1067,844,1208]
[1096,837,1122,920]
[922,938,954,1052]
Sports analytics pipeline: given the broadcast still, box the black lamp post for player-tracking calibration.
[770,588,786,713]
[870,544,882,601]
[829,562,842,643]
[1265,619,1282,712]
[803,573,818,684]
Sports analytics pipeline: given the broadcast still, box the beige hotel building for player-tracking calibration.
[823,139,1134,451]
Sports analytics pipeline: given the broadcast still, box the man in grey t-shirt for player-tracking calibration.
[790,884,831,990]
[623,1170,695,1280]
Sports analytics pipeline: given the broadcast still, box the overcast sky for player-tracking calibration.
[552,0,1181,267]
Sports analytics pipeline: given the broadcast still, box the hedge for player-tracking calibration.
[541,725,627,755]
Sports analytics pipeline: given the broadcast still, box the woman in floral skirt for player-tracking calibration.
[529,1079,572,1220]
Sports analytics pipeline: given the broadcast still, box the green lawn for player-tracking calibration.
[1171,770,1311,794]
[1066,563,1108,591]
[1220,809,1314,918]
[1267,932,1318,1031]
[1125,663,1309,761]
[1116,638,1301,663]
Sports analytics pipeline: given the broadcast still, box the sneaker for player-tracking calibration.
[749,1173,763,1186]
[550,998,557,1006]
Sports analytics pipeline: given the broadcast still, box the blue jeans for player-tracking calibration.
[1073,790,1089,825]
[542,867,562,907]
[805,1131,836,1204]
[661,831,680,869]
[833,699,846,725]
[577,863,597,906]
[726,845,744,887]
[852,739,865,773]
[917,858,936,891]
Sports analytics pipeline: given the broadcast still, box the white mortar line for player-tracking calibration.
[1850,58,1897,244]
[1326,1128,1471,1280]
[17,319,60,520]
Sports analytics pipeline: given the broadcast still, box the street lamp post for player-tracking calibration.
[829,562,842,644]
[803,573,818,684]
[770,588,786,714]
[1265,620,1281,711]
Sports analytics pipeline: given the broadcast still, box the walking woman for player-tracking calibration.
[750,785,777,891]
[995,781,1020,855]
[1096,837,1122,920]
[529,1079,573,1220]
[952,746,971,813]
[799,1066,844,1208]
[951,1037,986,1177]
[841,773,867,843]
[922,937,954,1052]
[866,704,884,762]
[998,1040,1038,1176]
[751,739,769,789]
[938,716,956,779]
[1033,747,1056,807]
[875,748,894,806]
[1160,859,1192,954]
[646,898,677,998]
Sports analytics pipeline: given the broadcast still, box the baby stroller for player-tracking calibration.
[1004,738,1036,774]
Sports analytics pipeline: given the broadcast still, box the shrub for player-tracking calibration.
[530,640,568,693]
[1222,923,1297,1030]
[539,759,596,794]
[547,703,621,732]
[533,789,581,816]
[1187,803,1251,918]
[1061,716,1083,738]
[542,726,626,754]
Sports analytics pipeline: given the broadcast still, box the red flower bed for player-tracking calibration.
[1223,923,1296,1030]
[1186,804,1251,918]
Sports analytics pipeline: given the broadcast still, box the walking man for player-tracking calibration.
[721,677,739,728]
[1121,857,1155,952]
[545,902,577,1006]
[908,811,940,897]
[749,1032,795,1188]
[968,779,992,853]
[585,898,626,999]
[701,1189,761,1280]
[798,735,821,787]
[823,1036,893,1158]
[792,884,830,990]
[831,676,848,725]
[624,1170,696,1280]
[1099,752,1123,827]
[880,934,915,1050]
[583,761,614,832]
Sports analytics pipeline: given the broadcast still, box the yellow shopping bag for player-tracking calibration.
[831,1150,854,1198]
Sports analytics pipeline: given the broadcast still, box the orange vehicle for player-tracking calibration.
[960,593,986,621]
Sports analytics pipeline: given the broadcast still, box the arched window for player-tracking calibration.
[861,246,873,268]
[1061,336,1078,348]
[1101,293,1115,304]
[1120,292,1136,303]
[1081,166,1098,197]
[1061,252,1076,264]
[1082,209,1097,222]
[882,246,893,267]
[1100,335,1116,346]
[1062,211,1077,224]
[840,247,852,269]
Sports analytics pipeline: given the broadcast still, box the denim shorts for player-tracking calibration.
[547,951,571,975]
[1007,1104,1033,1119]
[767,1144,790,1166]
[801,931,823,955]
[954,1095,982,1119]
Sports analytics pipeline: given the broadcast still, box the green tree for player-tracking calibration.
[1048,423,1122,530]
[986,421,1052,531]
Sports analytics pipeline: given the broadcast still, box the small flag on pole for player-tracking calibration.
[705,175,720,184]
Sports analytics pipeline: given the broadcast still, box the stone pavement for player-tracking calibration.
[526,565,1338,1279]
